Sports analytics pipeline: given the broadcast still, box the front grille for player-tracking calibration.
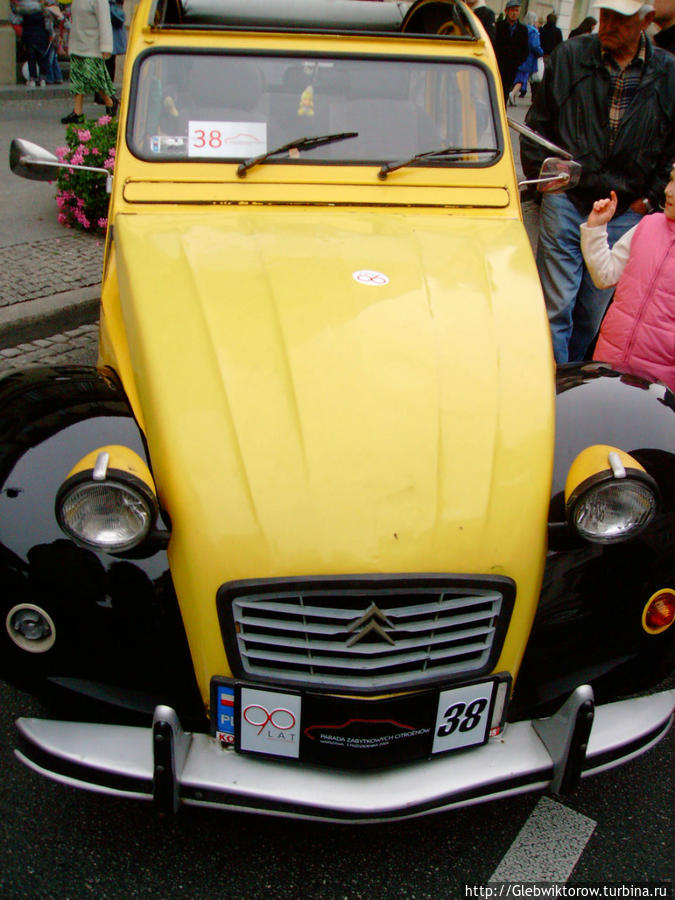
[217,574,515,692]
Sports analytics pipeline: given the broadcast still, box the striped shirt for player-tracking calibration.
[603,32,647,148]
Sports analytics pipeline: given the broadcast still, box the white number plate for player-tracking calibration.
[215,677,501,764]
[431,680,496,754]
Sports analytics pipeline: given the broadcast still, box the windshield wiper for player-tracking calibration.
[378,146,499,179]
[237,132,358,176]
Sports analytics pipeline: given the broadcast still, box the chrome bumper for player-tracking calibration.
[15,687,674,823]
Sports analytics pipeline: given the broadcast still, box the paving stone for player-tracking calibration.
[0,234,103,308]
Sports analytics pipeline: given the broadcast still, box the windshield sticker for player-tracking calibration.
[187,121,267,159]
[149,135,186,154]
[353,270,390,287]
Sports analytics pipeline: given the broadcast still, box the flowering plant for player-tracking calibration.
[55,115,118,234]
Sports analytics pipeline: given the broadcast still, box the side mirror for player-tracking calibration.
[535,157,582,194]
[9,137,113,192]
[9,138,60,182]
[507,118,582,195]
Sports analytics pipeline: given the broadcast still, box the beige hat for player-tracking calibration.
[592,0,651,14]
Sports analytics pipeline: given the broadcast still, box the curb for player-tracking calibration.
[0,286,100,350]
[0,83,72,100]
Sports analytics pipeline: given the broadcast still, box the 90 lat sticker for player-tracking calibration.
[239,687,302,759]
[188,121,267,158]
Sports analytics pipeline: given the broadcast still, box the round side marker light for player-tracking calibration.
[642,589,675,634]
[6,604,56,653]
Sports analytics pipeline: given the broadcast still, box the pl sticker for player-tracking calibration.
[239,687,301,759]
[352,269,390,286]
[216,684,235,745]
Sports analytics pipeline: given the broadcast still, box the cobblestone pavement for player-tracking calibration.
[0,322,98,373]
[0,233,103,309]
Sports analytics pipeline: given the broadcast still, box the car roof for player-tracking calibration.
[147,0,481,40]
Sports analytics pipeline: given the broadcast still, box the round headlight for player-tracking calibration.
[56,446,160,553]
[565,445,657,544]
[568,478,656,544]
[57,479,155,551]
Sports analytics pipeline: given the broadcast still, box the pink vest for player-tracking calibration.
[594,213,675,392]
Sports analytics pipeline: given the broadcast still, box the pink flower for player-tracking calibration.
[97,217,107,229]
[91,147,100,155]
[77,129,91,142]
[108,147,116,157]
[74,209,90,228]
[103,157,115,171]
[77,198,85,209]
[57,212,69,225]
[55,146,69,161]
[97,115,112,125]
[70,150,84,166]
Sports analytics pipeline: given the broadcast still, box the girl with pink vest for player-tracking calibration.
[580,166,675,392]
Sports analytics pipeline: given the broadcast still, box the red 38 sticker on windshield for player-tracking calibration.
[188,121,267,158]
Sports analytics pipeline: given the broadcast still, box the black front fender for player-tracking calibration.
[513,363,675,719]
[0,366,204,728]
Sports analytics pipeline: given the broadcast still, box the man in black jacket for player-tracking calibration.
[494,0,529,101]
[539,13,563,57]
[467,0,496,44]
[521,0,675,363]
[654,0,675,51]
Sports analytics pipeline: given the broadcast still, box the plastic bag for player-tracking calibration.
[530,56,545,83]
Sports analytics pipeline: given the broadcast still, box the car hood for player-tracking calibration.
[113,209,554,683]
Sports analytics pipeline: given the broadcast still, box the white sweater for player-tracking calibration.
[579,221,637,289]
[69,0,113,57]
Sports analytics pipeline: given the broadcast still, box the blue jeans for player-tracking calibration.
[536,193,641,363]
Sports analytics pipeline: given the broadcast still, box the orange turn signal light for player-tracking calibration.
[642,589,675,634]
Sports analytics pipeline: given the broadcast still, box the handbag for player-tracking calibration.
[530,56,545,83]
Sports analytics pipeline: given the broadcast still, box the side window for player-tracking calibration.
[423,65,497,149]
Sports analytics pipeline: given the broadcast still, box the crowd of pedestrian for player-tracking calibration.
[476,0,675,387]
[10,0,675,394]
[11,0,125,122]
[11,0,63,86]
[521,0,675,377]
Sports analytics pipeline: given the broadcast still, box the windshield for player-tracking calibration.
[129,51,500,167]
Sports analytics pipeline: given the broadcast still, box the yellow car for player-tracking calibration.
[5,0,674,821]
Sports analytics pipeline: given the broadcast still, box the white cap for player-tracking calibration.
[592,0,651,14]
